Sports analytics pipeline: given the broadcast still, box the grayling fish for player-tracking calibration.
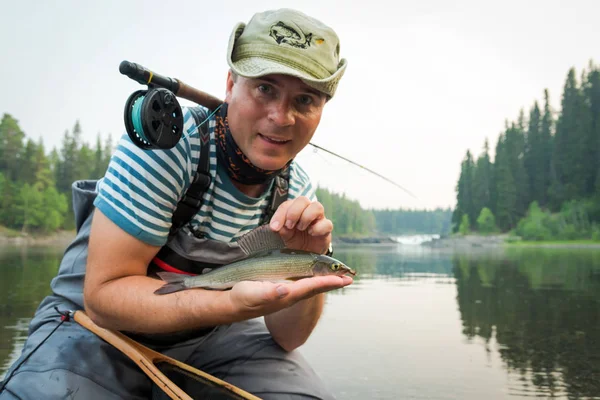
[154,225,355,294]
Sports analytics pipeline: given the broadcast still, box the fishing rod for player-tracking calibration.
[72,310,260,400]
[118,60,418,200]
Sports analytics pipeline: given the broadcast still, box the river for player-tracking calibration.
[1,239,599,399]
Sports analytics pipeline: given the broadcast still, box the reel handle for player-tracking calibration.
[119,60,180,92]
[119,60,223,110]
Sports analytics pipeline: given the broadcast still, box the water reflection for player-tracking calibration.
[2,243,600,400]
[453,248,600,399]
[0,246,62,375]
[334,244,454,280]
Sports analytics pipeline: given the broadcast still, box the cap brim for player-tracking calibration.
[226,22,346,97]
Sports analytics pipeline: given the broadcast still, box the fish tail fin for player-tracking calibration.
[154,272,186,295]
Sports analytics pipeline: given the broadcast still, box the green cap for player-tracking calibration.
[227,8,347,98]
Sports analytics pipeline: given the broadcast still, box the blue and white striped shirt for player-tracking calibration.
[94,106,316,247]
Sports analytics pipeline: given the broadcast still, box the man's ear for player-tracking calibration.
[225,70,235,103]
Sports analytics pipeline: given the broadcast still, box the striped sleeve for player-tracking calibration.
[287,162,317,202]
[94,107,202,246]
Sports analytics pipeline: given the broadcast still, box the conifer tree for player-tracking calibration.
[0,114,25,182]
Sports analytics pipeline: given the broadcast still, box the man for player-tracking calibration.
[0,8,349,400]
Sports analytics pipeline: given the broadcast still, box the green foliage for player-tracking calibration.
[0,113,112,233]
[515,200,599,241]
[459,214,470,235]
[472,140,493,221]
[0,114,25,181]
[476,207,497,233]
[454,60,600,240]
[515,202,554,241]
[42,186,68,232]
[452,151,475,233]
[316,187,375,236]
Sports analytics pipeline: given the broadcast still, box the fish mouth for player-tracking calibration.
[344,267,356,276]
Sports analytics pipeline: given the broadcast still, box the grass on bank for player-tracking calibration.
[0,225,23,238]
[504,238,600,246]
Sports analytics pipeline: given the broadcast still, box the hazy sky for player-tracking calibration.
[2,0,599,210]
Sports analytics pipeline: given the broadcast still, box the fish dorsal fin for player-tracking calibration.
[235,224,286,256]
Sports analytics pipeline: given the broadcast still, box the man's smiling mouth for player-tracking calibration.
[258,133,291,144]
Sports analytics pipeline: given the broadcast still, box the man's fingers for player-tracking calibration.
[280,197,311,230]
[269,200,293,231]
[230,276,353,318]
[287,275,352,301]
[297,202,325,231]
[307,218,333,236]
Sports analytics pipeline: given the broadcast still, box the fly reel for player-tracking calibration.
[123,87,184,150]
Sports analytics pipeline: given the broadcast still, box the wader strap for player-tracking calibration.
[260,167,290,225]
[169,107,211,238]
[150,245,224,276]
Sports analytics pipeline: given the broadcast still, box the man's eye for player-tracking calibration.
[258,84,272,94]
[297,95,313,106]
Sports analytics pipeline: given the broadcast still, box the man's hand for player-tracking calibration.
[261,196,351,351]
[228,275,352,317]
[229,274,352,351]
[269,196,332,254]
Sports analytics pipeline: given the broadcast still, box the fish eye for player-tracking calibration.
[331,263,340,271]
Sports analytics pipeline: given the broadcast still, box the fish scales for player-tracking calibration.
[185,252,316,286]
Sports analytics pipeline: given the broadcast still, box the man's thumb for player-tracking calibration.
[275,284,290,299]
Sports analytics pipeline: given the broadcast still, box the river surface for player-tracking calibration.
[1,240,599,399]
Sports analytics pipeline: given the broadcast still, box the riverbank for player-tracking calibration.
[332,235,397,245]
[421,234,600,249]
[505,239,600,248]
[421,234,509,250]
[0,226,75,247]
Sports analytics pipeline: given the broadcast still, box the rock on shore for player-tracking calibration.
[332,236,397,245]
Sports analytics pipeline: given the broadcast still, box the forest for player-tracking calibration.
[316,187,452,237]
[452,61,600,241]
[0,115,112,233]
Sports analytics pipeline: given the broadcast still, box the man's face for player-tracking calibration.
[224,72,327,171]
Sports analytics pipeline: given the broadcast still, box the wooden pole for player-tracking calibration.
[72,311,261,400]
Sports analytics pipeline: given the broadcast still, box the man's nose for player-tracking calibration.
[268,100,295,127]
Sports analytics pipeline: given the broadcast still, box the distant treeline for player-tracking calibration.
[372,208,453,235]
[453,60,600,240]
[0,114,112,232]
[316,187,452,236]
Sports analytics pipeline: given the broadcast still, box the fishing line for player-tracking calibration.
[309,145,334,167]
[130,95,150,144]
[308,143,420,200]
[182,105,222,140]
[0,308,71,393]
